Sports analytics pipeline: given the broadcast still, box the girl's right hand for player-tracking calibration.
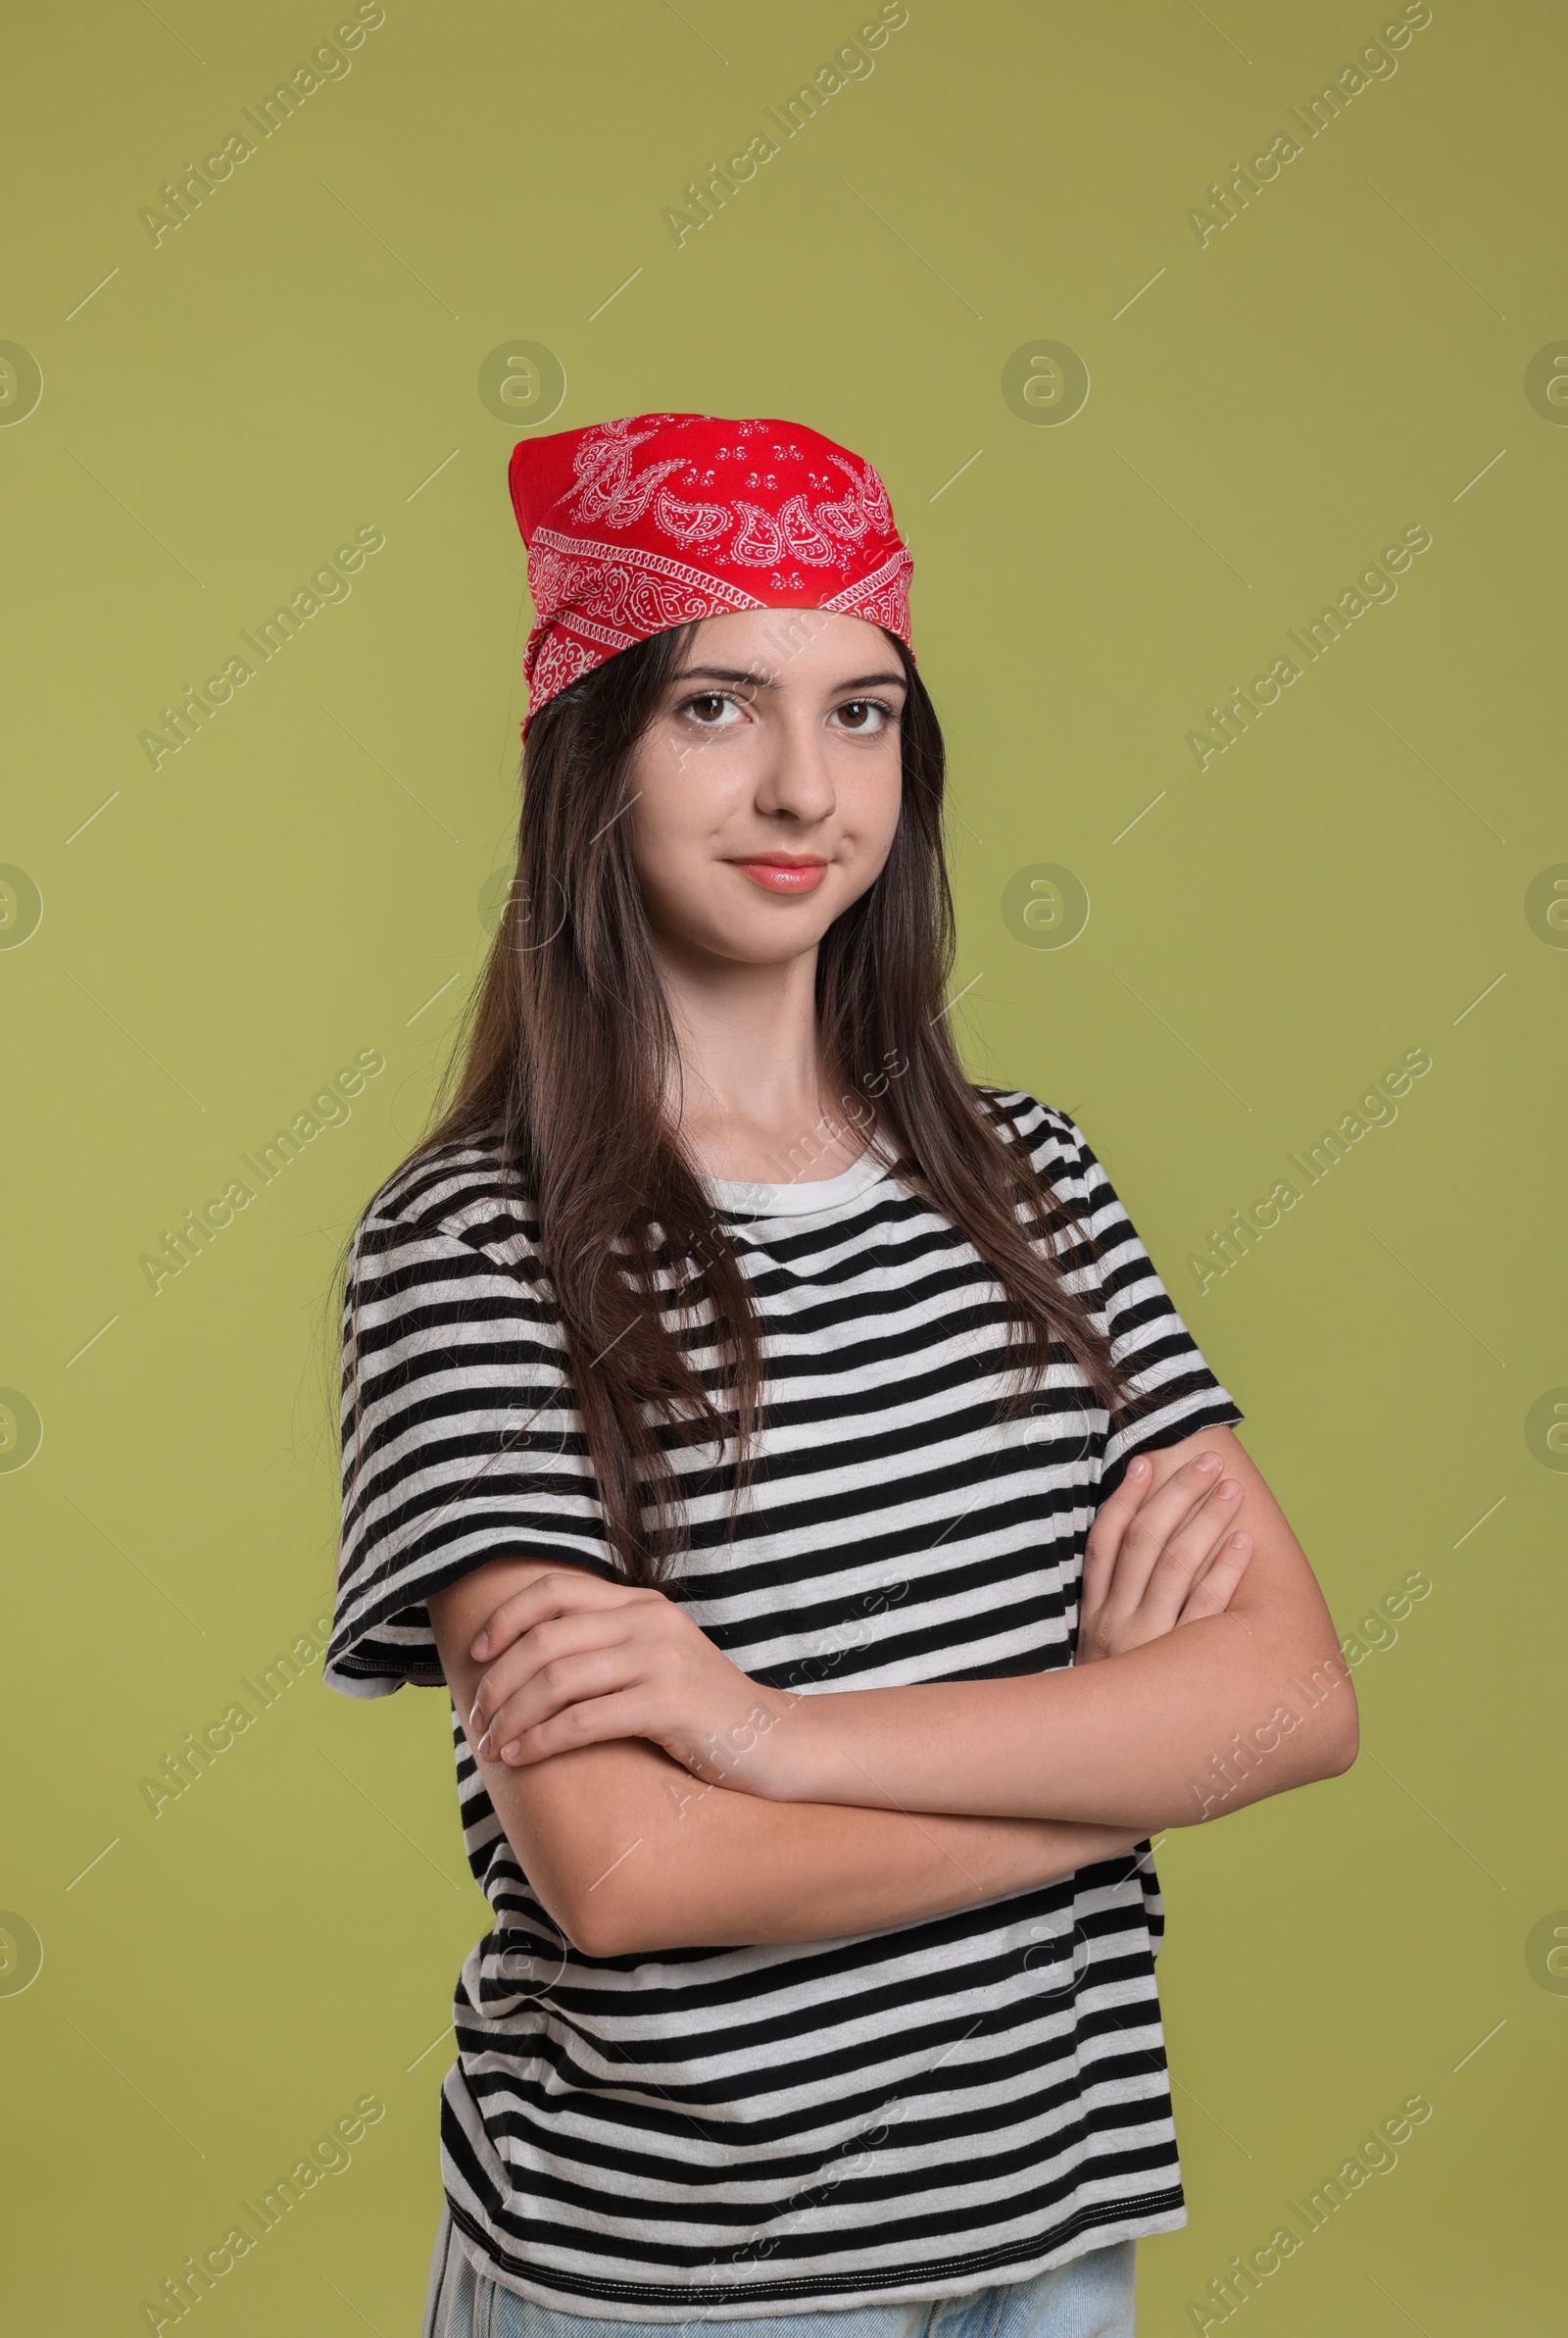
[1076,1445,1253,1665]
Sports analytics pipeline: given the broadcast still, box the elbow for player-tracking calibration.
[559,1910,624,1961]
[1302,1648,1359,1781]
[544,1885,633,1963]
[547,1876,671,1962]
[494,1816,680,1961]
[1322,1692,1359,1780]
[1254,1634,1359,1789]
[493,1819,659,1960]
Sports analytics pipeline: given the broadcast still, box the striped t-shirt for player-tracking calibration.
[325,1090,1243,2319]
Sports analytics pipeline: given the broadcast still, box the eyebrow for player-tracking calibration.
[669,664,908,692]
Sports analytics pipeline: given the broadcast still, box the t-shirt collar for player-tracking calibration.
[704,1145,893,1221]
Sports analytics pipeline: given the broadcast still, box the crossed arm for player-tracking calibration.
[428,1425,1358,1958]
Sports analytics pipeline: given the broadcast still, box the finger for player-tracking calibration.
[1088,1453,1154,1545]
[1121,1453,1230,1551]
[1136,1478,1247,1631]
[1175,1532,1252,1625]
[1082,1454,1153,1610]
[477,1648,641,1756]
[468,1613,633,1730]
[1172,1534,1225,1602]
[1174,1529,1252,1623]
[471,1570,632,1660]
[470,1569,634,1660]
[1095,1443,1225,1541]
[1101,1455,1230,1612]
[489,1688,654,1768]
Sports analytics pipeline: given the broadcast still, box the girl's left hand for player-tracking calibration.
[1076,1447,1253,1664]
[466,1569,796,1786]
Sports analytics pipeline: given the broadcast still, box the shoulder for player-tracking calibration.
[972,1086,1139,1276]
[973,1085,1101,1186]
[348,1135,546,1296]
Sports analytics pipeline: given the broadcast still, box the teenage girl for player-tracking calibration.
[326,413,1356,2338]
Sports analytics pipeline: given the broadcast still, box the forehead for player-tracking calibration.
[681,607,900,685]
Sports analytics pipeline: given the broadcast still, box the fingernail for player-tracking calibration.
[472,1632,489,1657]
[1218,1480,1241,1499]
[476,1730,491,1758]
[500,1742,520,1763]
[1196,1454,1221,1473]
[1130,1457,1149,1477]
[1230,1531,1250,1549]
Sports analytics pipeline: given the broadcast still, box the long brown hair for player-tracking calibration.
[350,622,1148,1586]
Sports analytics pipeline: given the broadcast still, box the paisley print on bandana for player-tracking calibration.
[508,413,915,733]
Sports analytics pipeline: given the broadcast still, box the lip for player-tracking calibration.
[728,856,830,896]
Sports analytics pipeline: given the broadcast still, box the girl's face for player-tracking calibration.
[625,608,906,970]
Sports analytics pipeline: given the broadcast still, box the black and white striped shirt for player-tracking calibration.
[325,1092,1243,2318]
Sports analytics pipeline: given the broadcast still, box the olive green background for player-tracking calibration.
[2,1,1562,2329]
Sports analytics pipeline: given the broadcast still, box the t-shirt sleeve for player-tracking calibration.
[323,1172,619,1701]
[1016,1099,1245,1497]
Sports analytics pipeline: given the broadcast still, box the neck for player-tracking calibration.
[649,933,866,1185]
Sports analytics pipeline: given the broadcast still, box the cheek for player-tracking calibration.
[629,765,718,881]
[627,787,738,948]
[633,829,712,933]
[822,742,903,883]
[852,756,904,855]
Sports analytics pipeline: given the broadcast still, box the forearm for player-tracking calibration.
[458,1426,1358,1837]
[437,1561,1144,1953]
[749,1612,1357,1831]
[491,1738,1147,1956]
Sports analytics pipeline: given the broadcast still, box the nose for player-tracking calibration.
[752,706,837,827]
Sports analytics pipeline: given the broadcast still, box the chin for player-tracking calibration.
[723,920,831,965]
[688,907,835,965]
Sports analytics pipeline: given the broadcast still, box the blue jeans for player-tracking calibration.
[421,2211,1136,2338]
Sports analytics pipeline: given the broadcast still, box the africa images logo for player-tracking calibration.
[138,1048,385,1294]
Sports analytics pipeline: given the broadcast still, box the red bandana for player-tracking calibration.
[508,413,915,734]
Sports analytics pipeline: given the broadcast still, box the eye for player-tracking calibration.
[678,690,745,727]
[832,697,897,734]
